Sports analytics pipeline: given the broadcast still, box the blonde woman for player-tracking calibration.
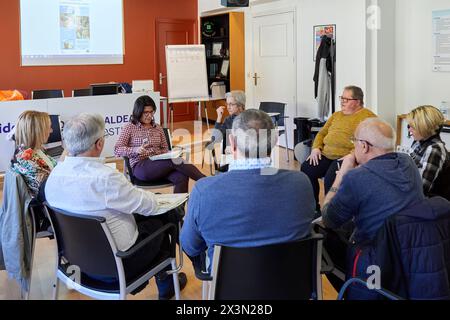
[12,110,57,199]
[407,105,447,194]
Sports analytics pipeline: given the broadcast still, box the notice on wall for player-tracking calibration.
[433,9,450,72]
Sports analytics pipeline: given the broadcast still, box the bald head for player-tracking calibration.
[356,117,396,152]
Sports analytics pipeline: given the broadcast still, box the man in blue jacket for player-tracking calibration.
[322,117,424,295]
[181,109,315,271]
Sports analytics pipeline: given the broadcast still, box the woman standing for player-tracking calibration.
[114,95,205,193]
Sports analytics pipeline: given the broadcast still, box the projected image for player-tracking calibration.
[59,2,90,53]
[20,0,124,66]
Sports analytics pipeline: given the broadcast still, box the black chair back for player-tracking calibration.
[259,102,287,126]
[163,128,172,150]
[72,88,92,97]
[429,152,450,200]
[123,156,138,185]
[31,89,64,99]
[211,234,323,300]
[45,204,119,278]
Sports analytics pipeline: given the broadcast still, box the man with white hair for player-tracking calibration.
[321,117,424,294]
[181,109,315,271]
[45,113,187,299]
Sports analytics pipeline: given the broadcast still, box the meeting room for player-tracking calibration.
[0,0,450,306]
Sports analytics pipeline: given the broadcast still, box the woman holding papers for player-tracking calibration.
[114,95,205,193]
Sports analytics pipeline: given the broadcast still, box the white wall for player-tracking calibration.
[296,0,367,118]
[395,0,450,115]
[199,0,367,120]
[198,0,450,129]
[365,0,396,125]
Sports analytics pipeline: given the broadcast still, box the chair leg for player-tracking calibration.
[284,132,289,162]
[202,281,209,300]
[24,206,39,300]
[171,260,181,300]
[209,151,214,176]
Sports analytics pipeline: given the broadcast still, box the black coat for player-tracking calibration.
[313,36,335,100]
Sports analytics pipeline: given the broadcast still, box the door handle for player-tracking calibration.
[159,73,167,85]
[253,73,260,86]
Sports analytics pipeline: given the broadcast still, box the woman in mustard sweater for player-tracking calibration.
[301,85,376,211]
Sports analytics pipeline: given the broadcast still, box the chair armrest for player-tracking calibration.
[314,221,353,246]
[190,252,213,281]
[116,222,177,259]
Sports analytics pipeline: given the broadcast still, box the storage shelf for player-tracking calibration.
[201,12,244,122]
[206,56,229,60]
[202,36,229,42]
[208,77,229,81]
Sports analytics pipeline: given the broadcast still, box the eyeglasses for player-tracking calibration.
[339,96,359,103]
[226,102,238,107]
[143,110,155,116]
[350,136,373,147]
[95,133,109,144]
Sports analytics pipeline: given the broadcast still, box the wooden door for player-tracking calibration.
[156,19,197,123]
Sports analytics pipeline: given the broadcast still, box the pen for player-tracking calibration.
[337,161,341,170]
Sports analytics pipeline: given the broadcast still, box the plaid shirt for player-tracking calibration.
[114,122,168,168]
[409,135,447,194]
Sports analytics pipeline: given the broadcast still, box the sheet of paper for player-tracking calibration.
[153,193,189,215]
[149,149,183,161]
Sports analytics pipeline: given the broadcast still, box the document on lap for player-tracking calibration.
[149,149,183,161]
[153,193,189,215]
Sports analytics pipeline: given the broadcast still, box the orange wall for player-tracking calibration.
[0,0,198,97]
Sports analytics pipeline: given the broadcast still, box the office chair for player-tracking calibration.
[259,102,290,162]
[428,151,450,200]
[72,88,92,97]
[190,251,213,300]
[206,234,324,300]
[123,128,175,190]
[204,139,229,176]
[31,89,64,100]
[44,203,183,300]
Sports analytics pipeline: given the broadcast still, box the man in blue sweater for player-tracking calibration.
[181,109,315,271]
[321,117,424,294]
[323,117,423,243]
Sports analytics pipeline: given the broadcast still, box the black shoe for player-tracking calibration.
[158,272,188,300]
